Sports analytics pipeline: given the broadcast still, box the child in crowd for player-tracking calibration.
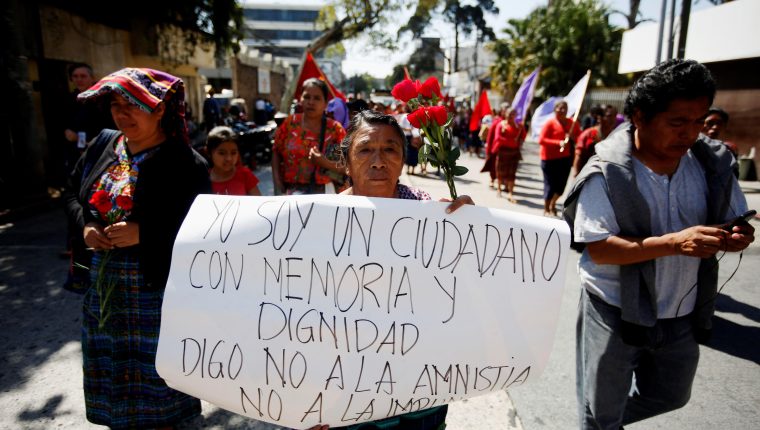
[206,126,262,195]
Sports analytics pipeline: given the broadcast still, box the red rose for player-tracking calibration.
[115,195,133,211]
[407,108,426,128]
[427,105,448,126]
[418,76,443,99]
[89,190,112,214]
[391,79,418,103]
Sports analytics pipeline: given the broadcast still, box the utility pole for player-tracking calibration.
[667,0,677,59]
[676,0,692,59]
[656,0,668,64]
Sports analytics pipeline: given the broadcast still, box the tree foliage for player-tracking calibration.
[346,73,378,96]
[46,0,244,64]
[490,0,630,98]
[311,0,406,55]
[281,0,406,109]
[399,0,499,71]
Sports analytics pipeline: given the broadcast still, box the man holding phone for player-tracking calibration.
[564,59,755,430]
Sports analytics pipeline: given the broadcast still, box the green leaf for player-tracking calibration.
[429,158,439,168]
[453,165,469,176]
[418,143,431,164]
[448,146,461,164]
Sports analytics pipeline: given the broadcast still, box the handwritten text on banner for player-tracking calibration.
[156,194,570,428]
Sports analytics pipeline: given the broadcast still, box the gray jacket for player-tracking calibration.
[563,123,736,341]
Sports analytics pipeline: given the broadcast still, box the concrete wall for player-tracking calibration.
[37,5,215,118]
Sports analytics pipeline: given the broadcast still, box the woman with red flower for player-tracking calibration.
[63,68,210,429]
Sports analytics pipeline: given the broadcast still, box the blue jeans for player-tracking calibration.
[576,290,699,430]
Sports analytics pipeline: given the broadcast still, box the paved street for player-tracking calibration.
[1,141,758,429]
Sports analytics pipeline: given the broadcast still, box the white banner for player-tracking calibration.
[156,194,570,429]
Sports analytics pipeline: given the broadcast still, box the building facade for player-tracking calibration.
[240,2,344,88]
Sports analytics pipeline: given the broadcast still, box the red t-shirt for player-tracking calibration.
[538,117,581,160]
[211,166,259,195]
[492,121,526,152]
[575,127,601,172]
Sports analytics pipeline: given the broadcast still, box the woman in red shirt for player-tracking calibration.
[493,107,526,202]
[272,78,347,195]
[538,100,580,216]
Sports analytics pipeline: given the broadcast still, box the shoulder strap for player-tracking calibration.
[319,114,327,151]
[308,115,328,192]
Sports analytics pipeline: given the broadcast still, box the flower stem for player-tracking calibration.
[443,165,458,200]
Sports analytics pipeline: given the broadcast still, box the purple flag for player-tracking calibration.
[512,67,540,123]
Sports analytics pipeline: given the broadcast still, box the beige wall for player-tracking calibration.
[233,58,288,114]
[39,6,130,80]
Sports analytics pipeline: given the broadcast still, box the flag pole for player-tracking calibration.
[560,69,591,152]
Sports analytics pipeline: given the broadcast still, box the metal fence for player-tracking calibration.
[581,87,629,114]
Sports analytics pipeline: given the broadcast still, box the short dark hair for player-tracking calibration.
[624,59,715,121]
[302,78,329,101]
[341,110,407,163]
[206,126,238,152]
[347,99,369,113]
[707,106,729,123]
[68,63,94,79]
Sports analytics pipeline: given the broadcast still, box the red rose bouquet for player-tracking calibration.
[392,76,467,199]
[84,190,133,329]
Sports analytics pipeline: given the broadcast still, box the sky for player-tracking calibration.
[339,0,707,78]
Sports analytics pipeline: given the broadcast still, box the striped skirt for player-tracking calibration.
[496,147,521,182]
[83,250,200,429]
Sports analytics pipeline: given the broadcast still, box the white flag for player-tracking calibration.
[530,72,591,139]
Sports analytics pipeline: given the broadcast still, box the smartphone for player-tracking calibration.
[723,210,756,231]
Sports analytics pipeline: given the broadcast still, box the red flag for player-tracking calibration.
[469,90,492,132]
[294,52,346,101]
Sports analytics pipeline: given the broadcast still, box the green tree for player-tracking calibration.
[490,0,630,98]
[280,0,408,108]
[400,0,499,71]
[346,73,377,97]
[612,0,647,29]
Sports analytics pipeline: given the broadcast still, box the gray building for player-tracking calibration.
[241,2,344,87]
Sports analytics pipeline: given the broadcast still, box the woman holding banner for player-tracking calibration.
[301,110,473,430]
[538,100,580,217]
[64,68,209,428]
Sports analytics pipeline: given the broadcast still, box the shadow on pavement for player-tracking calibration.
[0,207,80,394]
[716,292,760,324]
[18,394,71,422]
[704,293,760,365]
[706,315,760,365]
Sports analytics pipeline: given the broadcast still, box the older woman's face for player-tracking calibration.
[554,102,568,118]
[346,123,404,198]
[301,85,327,119]
[110,94,164,141]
